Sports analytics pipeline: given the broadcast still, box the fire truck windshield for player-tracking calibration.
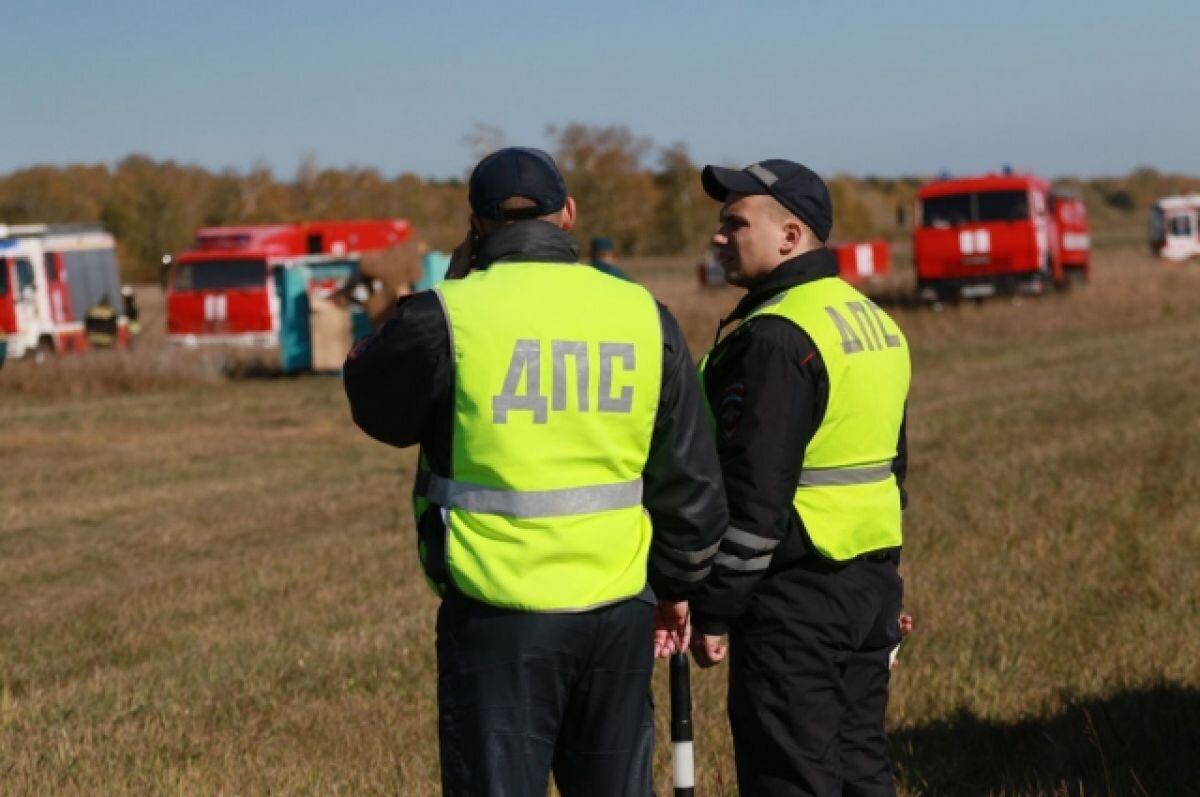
[923,190,1030,227]
[1167,213,1193,237]
[173,258,266,291]
[922,194,971,228]
[976,191,1029,222]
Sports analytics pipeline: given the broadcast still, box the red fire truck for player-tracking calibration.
[913,173,1090,301]
[166,219,411,347]
[1150,194,1200,261]
[0,223,128,358]
[830,240,890,285]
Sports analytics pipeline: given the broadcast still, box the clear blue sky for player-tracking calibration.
[4,1,1196,181]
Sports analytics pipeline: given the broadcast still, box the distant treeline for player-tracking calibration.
[1,124,1196,283]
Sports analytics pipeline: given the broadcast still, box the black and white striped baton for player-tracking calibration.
[669,652,695,796]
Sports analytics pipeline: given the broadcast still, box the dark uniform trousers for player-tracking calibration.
[728,557,903,797]
[437,592,655,796]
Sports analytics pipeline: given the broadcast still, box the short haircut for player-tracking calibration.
[477,196,562,234]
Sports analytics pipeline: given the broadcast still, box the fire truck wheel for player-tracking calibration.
[916,281,944,306]
[35,336,57,360]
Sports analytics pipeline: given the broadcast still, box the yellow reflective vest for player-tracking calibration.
[419,262,664,611]
[716,276,911,561]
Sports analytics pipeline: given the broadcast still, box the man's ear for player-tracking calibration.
[781,219,806,255]
[469,215,485,236]
[559,197,577,232]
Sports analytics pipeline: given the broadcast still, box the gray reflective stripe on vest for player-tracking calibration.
[798,463,893,487]
[424,473,643,518]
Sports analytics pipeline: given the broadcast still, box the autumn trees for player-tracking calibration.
[2,125,1182,283]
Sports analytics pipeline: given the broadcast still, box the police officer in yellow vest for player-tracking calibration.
[688,160,911,797]
[343,147,727,796]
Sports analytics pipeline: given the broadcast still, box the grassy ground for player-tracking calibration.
[2,249,1198,795]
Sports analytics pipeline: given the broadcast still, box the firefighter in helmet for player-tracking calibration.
[84,294,119,349]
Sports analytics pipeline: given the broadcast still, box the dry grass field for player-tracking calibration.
[2,248,1198,796]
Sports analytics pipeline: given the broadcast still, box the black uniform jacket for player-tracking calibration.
[343,221,729,602]
[691,247,908,636]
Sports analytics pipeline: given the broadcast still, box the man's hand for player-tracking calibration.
[889,612,914,671]
[445,230,478,280]
[653,600,690,659]
[690,634,728,668]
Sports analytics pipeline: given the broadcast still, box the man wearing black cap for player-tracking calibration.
[689,160,911,796]
[343,147,727,795]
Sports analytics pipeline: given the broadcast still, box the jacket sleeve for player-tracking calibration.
[642,306,729,601]
[691,317,823,636]
[893,405,909,509]
[342,291,453,448]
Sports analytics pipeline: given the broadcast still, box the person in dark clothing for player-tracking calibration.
[84,294,119,348]
[120,286,141,337]
[689,159,911,797]
[343,147,727,796]
[588,236,632,281]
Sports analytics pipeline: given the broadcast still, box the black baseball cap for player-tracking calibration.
[701,159,833,242]
[469,147,567,222]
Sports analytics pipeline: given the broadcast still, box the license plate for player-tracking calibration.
[960,284,995,298]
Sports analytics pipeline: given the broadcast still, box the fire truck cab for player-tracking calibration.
[1150,194,1200,261]
[0,224,126,358]
[914,173,1090,301]
[166,219,411,348]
